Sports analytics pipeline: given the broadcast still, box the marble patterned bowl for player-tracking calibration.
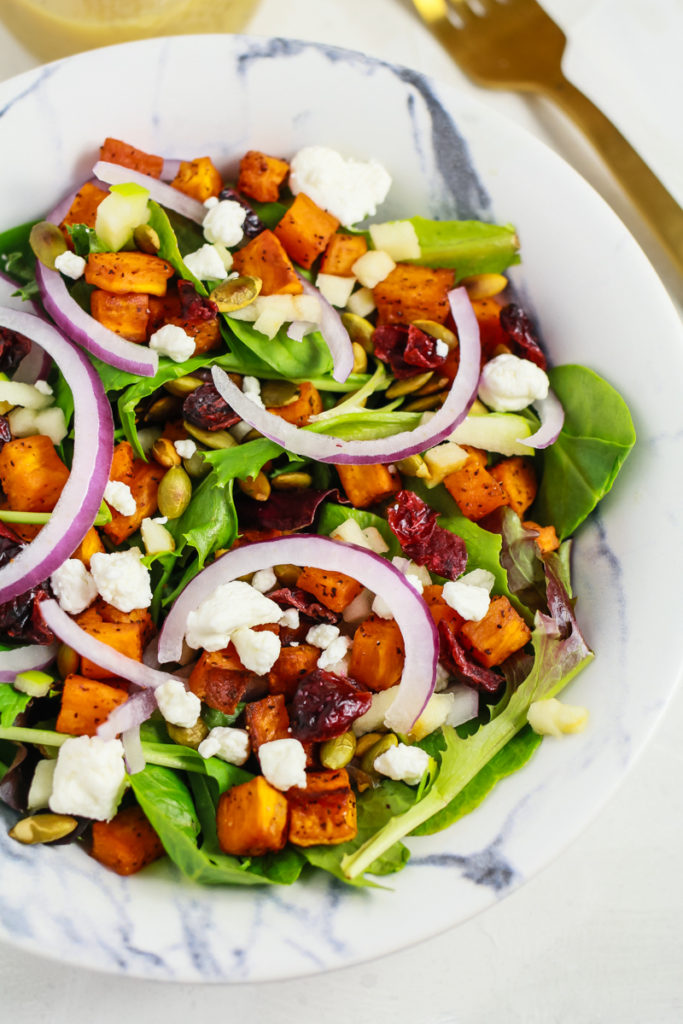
[0,34,681,983]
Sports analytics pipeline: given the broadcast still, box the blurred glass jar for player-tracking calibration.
[0,0,260,62]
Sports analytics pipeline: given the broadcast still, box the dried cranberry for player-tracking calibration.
[290,669,372,741]
[0,414,11,450]
[218,187,266,239]
[0,521,22,569]
[438,620,503,697]
[0,523,54,645]
[182,382,240,431]
[387,490,467,580]
[177,279,219,322]
[373,324,446,379]
[0,327,31,377]
[499,304,546,370]
[269,587,340,624]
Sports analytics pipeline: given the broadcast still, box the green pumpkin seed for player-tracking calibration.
[157,466,192,519]
[9,813,78,845]
[210,274,262,312]
[386,371,433,399]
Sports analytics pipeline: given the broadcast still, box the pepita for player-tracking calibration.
[461,272,508,300]
[414,374,451,397]
[354,732,384,759]
[360,733,399,775]
[320,731,357,770]
[351,342,368,375]
[9,813,78,845]
[210,274,262,312]
[183,421,238,450]
[260,379,300,408]
[273,563,301,586]
[386,371,433,399]
[402,391,448,412]
[183,450,212,480]
[341,312,375,353]
[28,220,67,270]
[151,436,182,468]
[271,471,313,491]
[56,643,79,680]
[167,719,209,750]
[143,394,182,424]
[133,224,161,254]
[412,319,458,349]
[157,466,192,519]
[164,375,203,397]
[237,471,271,502]
[396,454,430,478]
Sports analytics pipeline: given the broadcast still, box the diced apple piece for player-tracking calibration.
[369,220,421,261]
[95,183,150,252]
[449,412,534,456]
[352,250,396,289]
[315,273,356,308]
[423,440,469,488]
[346,286,376,317]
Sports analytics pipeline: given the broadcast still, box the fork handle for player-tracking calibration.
[545,74,683,276]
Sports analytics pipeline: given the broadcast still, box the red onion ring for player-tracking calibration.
[0,309,114,603]
[298,276,353,384]
[161,158,181,182]
[157,534,438,733]
[520,388,565,449]
[121,725,146,774]
[93,160,205,224]
[0,642,58,683]
[213,287,480,465]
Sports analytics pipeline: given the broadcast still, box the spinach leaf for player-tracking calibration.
[533,365,636,539]
[67,223,106,256]
[225,316,334,379]
[0,220,38,292]
[0,686,32,728]
[407,216,520,278]
[147,202,206,294]
[168,475,238,571]
[202,705,245,729]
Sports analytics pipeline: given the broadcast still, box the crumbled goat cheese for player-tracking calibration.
[204,196,219,210]
[289,146,392,226]
[198,727,250,765]
[103,479,137,517]
[183,243,228,281]
[251,567,277,593]
[442,569,495,622]
[174,438,197,460]
[242,375,265,408]
[231,626,281,675]
[148,323,196,363]
[259,738,307,791]
[279,608,300,630]
[155,679,201,728]
[435,339,449,359]
[27,758,57,811]
[203,199,247,247]
[184,580,282,651]
[89,547,152,612]
[478,353,549,412]
[373,742,431,786]
[49,736,126,821]
[317,634,351,671]
[50,558,97,615]
[54,250,86,280]
[305,623,340,649]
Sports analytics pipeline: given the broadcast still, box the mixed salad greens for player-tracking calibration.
[0,138,635,886]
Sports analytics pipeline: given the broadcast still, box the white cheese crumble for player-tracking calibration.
[231,626,281,675]
[203,198,247,247]
[174,438,197,460]
[54,250,86,280]
[149,323,196,363]
[204,196,219,210]
[183,243,228,281]
[435,338,449,359]
[103,479,137,517]
[279,608,300,630]
[242,375,265,408]
[184,580,282,651]
[89,547,152,612]
[478,353,549,412]
[251,567,277,593]
[258,738,307,791]
[198,726,250,765]
[305,623,340,649]
[155,679,201,728]
[27,758,57,811]
[442,569,495,622]
[50,558,97,615]
[317,634,351,671]
[289,146,392,226]
[373,742,431,786]
[49,736,126,821]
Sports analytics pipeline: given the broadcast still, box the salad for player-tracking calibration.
[0,138,635,885]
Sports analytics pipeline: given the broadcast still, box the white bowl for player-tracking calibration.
[0,34,682,983]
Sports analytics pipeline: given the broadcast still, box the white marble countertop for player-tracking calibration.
[0,1,682,1020]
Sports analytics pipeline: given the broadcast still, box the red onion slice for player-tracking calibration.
[0,642,58,683]
[444,683,480,727]
[93,160,205,224]
[213,287,480,465]
[158,534,438,733]
[520,388,565,449]
[161,158,181,182]
[0,309,114,603]
[298,276,354,384]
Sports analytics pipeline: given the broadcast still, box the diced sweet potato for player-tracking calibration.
[244,694,291,752]
[71,526,105,568]
[274,192,340,270]
[102,453,165,545]
[55,674,128,736]
[266,381,323,426]
[237,150,290,203]
[422,583,464,631]
[96,600,156,647]
[336,462,401,509]
[348,614,405,691]
[268,644,321,698]
[320,233,368,276]
[459,595,532,668]
[522,520,560,554]
[100,137,164,179]
[188,649,251,714]
[90,289,150,342]
[216,775,289,856]
[163,314,222,355]
[75,607,147,680]
[443,455,508,521]
[85,252,174,297]
[374,264,455,326]
[59,181,108,235]
[0,435,69,513]
[287,769,357,847]
[232,230,303,296]
[296,567,363,613]
[91,804,165,875]
[490,457,537,517]
[472,298,508,360]
[170,157,222,202]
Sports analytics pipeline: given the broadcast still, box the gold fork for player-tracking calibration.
[412,0,683,277]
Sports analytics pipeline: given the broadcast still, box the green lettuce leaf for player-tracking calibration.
[407,216,520,278]
[225,316,334,379]
[0,686,32,729]
[317,501,402,558]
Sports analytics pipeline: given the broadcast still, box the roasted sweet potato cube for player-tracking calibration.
[216,776,289,856]
[266,381,323,426]
[348,614,405,691]
[274,192,340,270]
[244,694,291,752]
[56,674,128,736]
[422,584,464,631]
[320,233,368,276]
[460,595,532,668]
[472,298,508,360]
[287,769,357,847]
[170,156,223,202]
[90,289,150,342]
[232,230,303,296]
[102,455,165,545]
[70,526,105,568]
[91,805,165,875]
[443,456,508,521]
[268,644,321,698]
[188,649,251,714]
[489,457,537,517]
[522,520,560,554]
[374,264,455,326]
[296,566,363,613]
[0,435,69,513]
[75,607,147,679]
[237,150,290,203]
[96,601,156,647]
[85,252,174,297]
[336,462,401,509]
[59,181,108,234]
[163,314,222,355]
[100,137,164,178]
